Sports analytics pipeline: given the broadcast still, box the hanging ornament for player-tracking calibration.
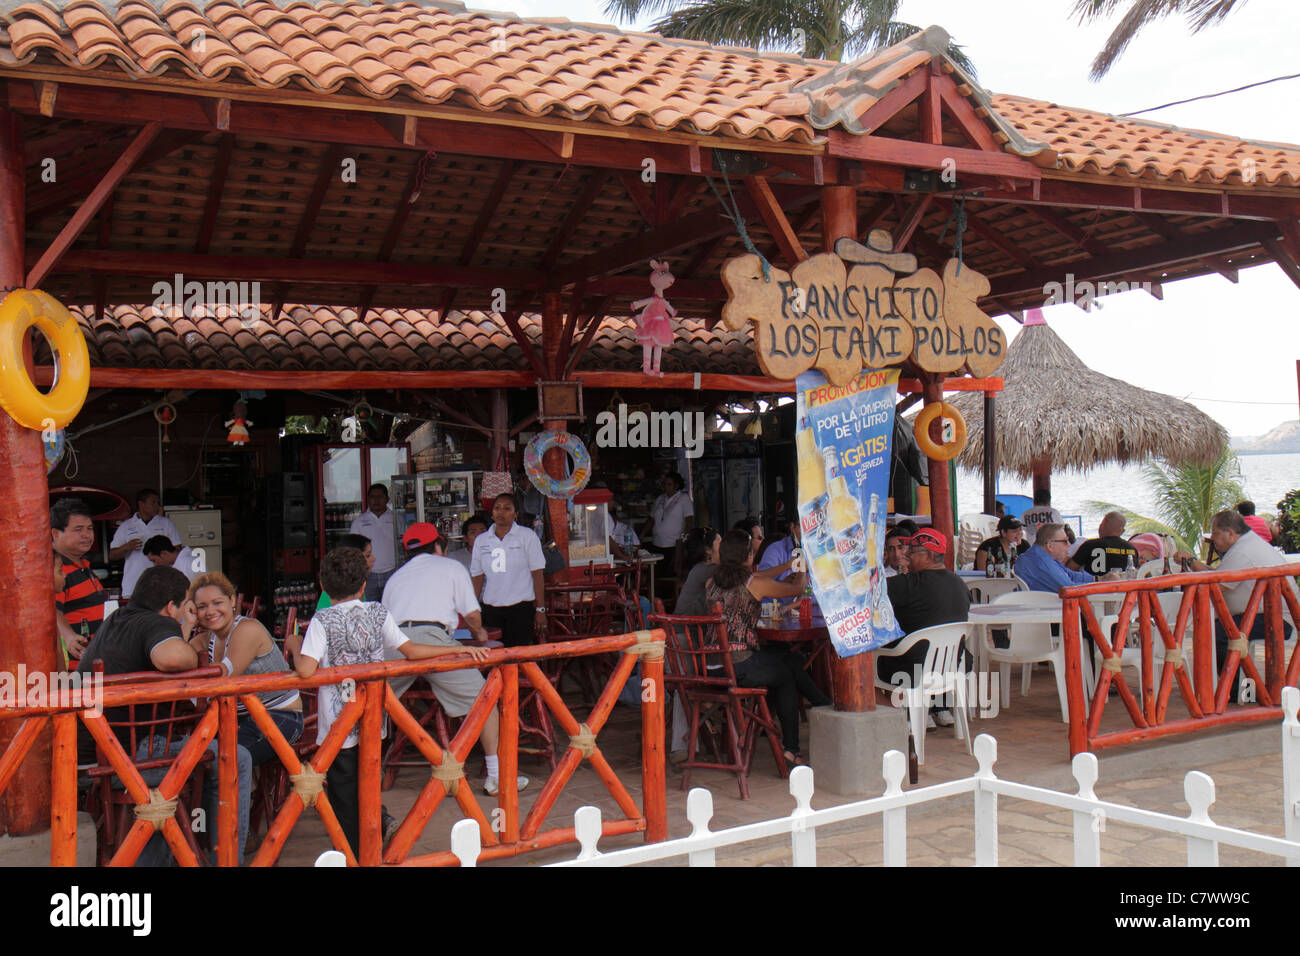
[630,259,676,377]
[153,402,177,444]
[42,428,66,474]
[225,399,252,446]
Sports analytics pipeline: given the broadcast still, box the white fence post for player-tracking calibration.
[1071,752,1102,867]
[1183,772,1219,866]
[789,766,816,867]
[451,818,482,867]
[573,806,603,862]
[882,749,907,867]
[1283,686,1300,865]
[685,787,716,867]
[972,734,998,866]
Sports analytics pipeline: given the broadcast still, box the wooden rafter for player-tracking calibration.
[92,196,111,323]
[893,195,934,252]
[853,69,928,135]
[358,159,424,322]
[744,175,808,267]
[860,196,894,235]
[555,280,587,376]
[660,176,697,224]
[270,143,344,322]
[27,121,162,288]
[1137,212,1239,283]
[932,75,1001,152]
[683,234,730,279]
[498,294,546,378]
[429,397,493,437]
[540,169,609,270]
[564,295,614,377]
[618,171,657,227]
[195,133,233,255]
[977,180,1292,221]
[956,204,1040,269]
[1023,205,1109,257]
[1262,238,1300,290]
[829,132,1041,182]
[762,204,820,262]
[919,62,943,146]
[438,159,517,319]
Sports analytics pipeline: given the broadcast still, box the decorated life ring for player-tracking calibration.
[0,289,90,431]
[913,401,967,462]
[523,431,591,500]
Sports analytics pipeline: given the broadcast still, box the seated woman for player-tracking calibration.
[973,516,1028,572]
[704,530,831,765]
[673,526,721,616]
[187,572,303,864]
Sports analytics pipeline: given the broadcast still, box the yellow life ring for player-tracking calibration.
[0,289,90,431]
[913,401,966,461]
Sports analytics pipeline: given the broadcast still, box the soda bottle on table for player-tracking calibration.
[1125,553,1137,580]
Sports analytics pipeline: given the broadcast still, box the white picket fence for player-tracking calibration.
[425,686,1300,868]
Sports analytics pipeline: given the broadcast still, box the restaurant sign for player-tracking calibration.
[721,229,1005,385]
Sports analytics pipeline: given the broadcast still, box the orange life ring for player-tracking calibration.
[913,401,966,461]
[0,289,89,431]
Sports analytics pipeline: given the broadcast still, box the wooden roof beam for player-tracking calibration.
[745,175,808,267]
[27,121,161,288]
[952,202,1041,269]
[564,295,614,377]
[540,169,609,271]
[1137,212,1239,283]
[1023,205,1108,257]
[1262,238,1300,290]
[358,159,424,323]
[618,171,658,227]
[270,143,344,322]
[893,195,934,252]
[919,62,943,146]
[853,69,928,136]
[829,131,1041,182]
[194,133,233,255]
[977,180,1296,221]
[932,75,1001,152]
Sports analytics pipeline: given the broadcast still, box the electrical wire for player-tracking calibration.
[1123,72,1300,116]
[1182,396,1298,405]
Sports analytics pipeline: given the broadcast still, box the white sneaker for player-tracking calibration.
[484,775,530,796]
[933,710,956,728]
[925,713,937,730]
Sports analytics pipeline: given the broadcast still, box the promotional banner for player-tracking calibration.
[796,367,903,657]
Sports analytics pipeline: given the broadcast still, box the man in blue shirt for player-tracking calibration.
[1015,522,1116,592]
[756,520,801,580]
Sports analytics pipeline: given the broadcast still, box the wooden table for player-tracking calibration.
[755,608,833,696]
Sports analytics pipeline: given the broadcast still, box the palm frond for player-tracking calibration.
[1186,0,1247,30]
[839,17,978,76]
[1084,500,1186,550]
[650,0,826,55]
[1077,0,1247,78]
[602,0,692,25]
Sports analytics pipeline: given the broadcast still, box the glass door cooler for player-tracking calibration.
[315,443,410,569]
[391,471,478,557]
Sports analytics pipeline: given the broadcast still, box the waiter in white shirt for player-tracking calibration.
[382,522,527,795]
[142,535,202,581]
[641,471,694,578]
[349,482,397,600]
[109,488,181,598]
[470,493,546,648]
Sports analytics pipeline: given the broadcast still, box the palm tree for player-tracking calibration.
[1072,0,1247,79]
[1087,445,1245,553]
[602,0,976,70]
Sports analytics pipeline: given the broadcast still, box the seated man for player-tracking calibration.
[756,519,800,581]
[1173,510,1296,702]
[974,516,1028,573]
[1020,489,1062,546]
[142,534,202,582]
[879,529,970,726]
[1067,511,1139,576]
[883,520,919,578]
[1236,500,1272,543]
[1014,522,1103,592]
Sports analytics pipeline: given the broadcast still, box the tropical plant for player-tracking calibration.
[1087,445,1245,553]
[1275,488,1300,554]
[602,0,976,70]
[1072,0,1247,79]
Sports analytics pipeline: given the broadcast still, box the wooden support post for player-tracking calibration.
[640,644,667,842]
[540,292,569,561]
[820,185,874,712]
[0,108,57,837]
[489,389,509,474]
[923,374,955,570]
[1031,454,1051,503]
[982,391,997,515]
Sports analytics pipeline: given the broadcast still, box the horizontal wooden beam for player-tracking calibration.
[976,179,1298,221]
[987,220,1279,299]
[828,131,1042,181]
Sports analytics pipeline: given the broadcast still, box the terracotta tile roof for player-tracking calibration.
[991,94,1300,188]
[66,303,761,375]
[0,0,828,143]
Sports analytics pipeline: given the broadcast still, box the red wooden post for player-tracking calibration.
[0,107,59,838]
[1193,585,1216,713]
[216,696,238,866]
[922,374,955,570]
[357,681,383,865]
[540,291,570,560]
[1031,454,1052,503]
[1266,579,1284,702]
[820,185,875,711]
[639,638,667,842]
[499,663,520,844]
[50,713,77,866]
[1062,597,1088,756]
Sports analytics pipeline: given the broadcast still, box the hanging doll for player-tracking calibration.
[631,259,676,377]
[225,400,252,446]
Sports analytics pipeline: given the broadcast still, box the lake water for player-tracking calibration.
[955,453,1300,533]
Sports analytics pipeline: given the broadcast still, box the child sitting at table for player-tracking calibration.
[285,545,489,854]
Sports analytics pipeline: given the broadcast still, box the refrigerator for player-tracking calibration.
[391,471,478,557]
[315,443,410,571]
[690,440,765,530]
[166,507,223,576]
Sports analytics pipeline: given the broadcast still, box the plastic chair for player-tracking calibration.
[958,513,999,569]
[873,622,971,764]
[966,575,1029,605]
[1136,559,1167,579]
[648,608,787,799]
[979,591,1075,721]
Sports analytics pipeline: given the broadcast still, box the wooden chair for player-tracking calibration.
[544,584,625,710]
[647,608,787,800]
[236,592,262,620]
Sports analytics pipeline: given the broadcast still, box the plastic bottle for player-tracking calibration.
[1125,553,1137,579]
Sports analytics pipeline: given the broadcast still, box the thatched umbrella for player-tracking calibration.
[945,310,1228,494]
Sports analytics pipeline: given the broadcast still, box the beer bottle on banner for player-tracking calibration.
[795,427,834,557]
[827,476,871,595]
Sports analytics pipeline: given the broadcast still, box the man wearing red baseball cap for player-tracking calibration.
[878,527,971,728]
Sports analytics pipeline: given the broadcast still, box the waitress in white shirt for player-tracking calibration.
[641,471,694,578]
[109,488,181,598]
[470,493,547,647]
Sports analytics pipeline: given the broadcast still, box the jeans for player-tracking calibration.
[238,708,304,767]
[327,747,361,853]
[133,733,253,867]
[365,569,395,603]
[733,646,831,754]
[1215,612,1293,703]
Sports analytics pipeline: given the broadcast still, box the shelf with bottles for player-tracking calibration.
[323,501,364,531]
[273,576,319,638]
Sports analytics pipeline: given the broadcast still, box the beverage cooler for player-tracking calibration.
[315,443,410,570]
[390,471,478,554]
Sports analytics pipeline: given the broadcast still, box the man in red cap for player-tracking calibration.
[879,528,971,727]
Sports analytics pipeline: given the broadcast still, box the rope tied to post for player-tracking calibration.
[1227,638,1248,654]
[432,752,465,797]
[1162,646,1184,667]
[568,722,597,759]
[623,629,665,659]
[134,788,178,830]
[1100,656,1123,674]
[290,765,327,807]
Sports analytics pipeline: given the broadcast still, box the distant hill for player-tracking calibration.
[1233,420,1300,454]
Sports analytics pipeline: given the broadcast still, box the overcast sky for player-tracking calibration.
[506,0,1300,436]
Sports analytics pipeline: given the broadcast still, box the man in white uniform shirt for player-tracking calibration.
[350,482,397,600]
[1174,509,1297,702]
[471,493,546,648]
[449,513,489,572]
[109,488,181,598]
[383,521,526,795]
[143,535,203,581]
[641,471,694,579]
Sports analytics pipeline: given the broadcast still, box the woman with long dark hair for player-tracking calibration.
[673,526,721,615]
[705,530,831,763]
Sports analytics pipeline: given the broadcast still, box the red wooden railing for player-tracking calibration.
[0,630,667,866]
[1061,564,1300,756]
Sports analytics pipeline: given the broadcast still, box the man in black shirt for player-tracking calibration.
[1067,511,1139,576]
[879,528,971,725]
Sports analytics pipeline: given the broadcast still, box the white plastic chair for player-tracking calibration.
[981,591,1074,722]
[958,513,999,569]
[966,574,1029,605]
[873,622,971,764]
[1136,559,1166,579]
